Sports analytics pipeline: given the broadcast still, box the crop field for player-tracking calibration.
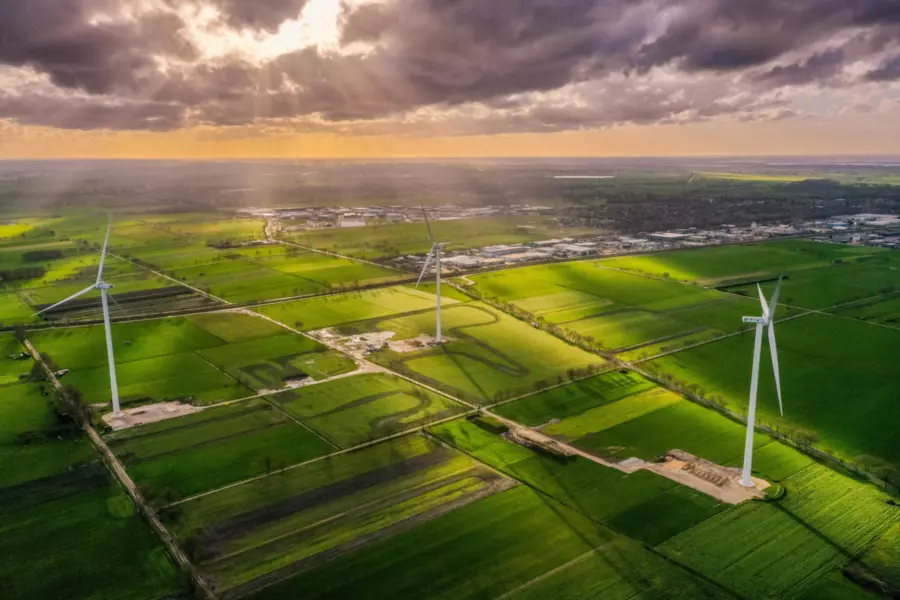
[161,434,512,597]
[831,293,900,324]
[197,334,356,391]
[160,250,401,303]
[727,260,900,310]
[105,399,335,501]
[0,332,31,384]
[268,373,467,447]
[284,216,591,260]
[358,302,605,403]
[861,523,900,592]
[249,485,733,600]
[28,312,345,407]
[0,382,184,600]
[255,285,464,331]
[429,418,726,534]
[601,240,884,286]
[470,260,762,353]
[660,462,899,598]
[646,313,900,472]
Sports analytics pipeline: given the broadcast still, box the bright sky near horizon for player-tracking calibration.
[1,0,900,158]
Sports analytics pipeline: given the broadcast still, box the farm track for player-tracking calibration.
[22,339,219,600]
[111,253,231,305]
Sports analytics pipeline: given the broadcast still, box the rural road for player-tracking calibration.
[111,253,230,305]
[23,339,218,600]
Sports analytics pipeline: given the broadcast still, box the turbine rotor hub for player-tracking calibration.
[96,282,114,290]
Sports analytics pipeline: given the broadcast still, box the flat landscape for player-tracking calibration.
[5,212,900,600]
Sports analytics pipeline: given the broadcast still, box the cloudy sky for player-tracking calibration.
[1,0,899,158]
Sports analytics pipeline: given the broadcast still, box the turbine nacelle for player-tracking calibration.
[742,316,766,324]
[96,282,114,290]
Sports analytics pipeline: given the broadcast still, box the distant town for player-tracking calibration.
[240,205,900,273]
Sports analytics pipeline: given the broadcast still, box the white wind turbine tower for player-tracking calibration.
[415,204,447,344]
[36,219,122,415]
[738,276,784,488]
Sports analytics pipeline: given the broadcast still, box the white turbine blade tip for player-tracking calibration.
[757,284,769,318]
[768,276,783,318]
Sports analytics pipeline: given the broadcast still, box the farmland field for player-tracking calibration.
[153,249,401,303]
[601,240,884,286]
[360,302,606,403]
[470,260,763,353]
[0,332,31,384]
[646,313,900,472]
[106,398,335,501]
[268,373,467,447]
[28,313,345,407]
[660,462,899,598]
[162,434,512,597]
[254,285,464,331]
[284,216,591,260]
[0,381,185,600]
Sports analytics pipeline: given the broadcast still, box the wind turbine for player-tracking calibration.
[36,219,122,415]
[738,276,784,488]
[415,204,448,344]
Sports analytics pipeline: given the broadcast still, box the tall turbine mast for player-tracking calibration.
[35,218,122,415]
[739,276,784,488]
[415,204,443,343]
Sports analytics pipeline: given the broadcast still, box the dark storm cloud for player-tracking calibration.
[0,93,185,130]
[200,0,310,32]
[756,49,847,87]
[0,0,195,95]
[867,54,900,81]
[0,0,899,132]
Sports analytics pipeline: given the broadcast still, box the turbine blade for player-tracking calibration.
[420,202,435,242]
[768,275,783,319]
[107,290,133,322]
[757,284,769,319]
[416,248,435,288]
[34,284,96,316]
[768,322,784,416]
[96,217,113,284]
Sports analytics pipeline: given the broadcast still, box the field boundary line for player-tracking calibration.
[163,410,477,509]
[23,338,218,600]
[275,237,408,272]
[111,252,231,305]
[259,395,341,450]
[494,547,602,600]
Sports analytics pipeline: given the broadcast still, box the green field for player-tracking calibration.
[646,313,900,474]
[251,484,731,600]
[362,302,606,403]
[0,381,184,600]
[470,259,762,352]
[106,399,335,502]
[28,313,335,407]
[254,285,463,331]
[162,434,510,596]
[601,240,884,286]
[159,250,400,303]
[0,332,31,384]
[660,463,899,598]
[285,216,591,260]
[269,373,467,446]
[197,334,356,391]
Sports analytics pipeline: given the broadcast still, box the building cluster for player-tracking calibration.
[806,213,900,248]
[239,204,554,231]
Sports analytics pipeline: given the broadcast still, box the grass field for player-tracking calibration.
[106,399,335,501]
[162,434,511,596]
[0,381,184,600]
[361,302,606,403]
[284,216,591,260]
[0,332,31,384]
[158,249,400,303]
[601,240,884,286]
[249,483,734,600]
[254,286,463,331]
[197,334,356,391]
[646,313,900,473]
[269,373,467,447]
[660,462,900,598]
[470,259,762,352]
[28,314,341,407]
